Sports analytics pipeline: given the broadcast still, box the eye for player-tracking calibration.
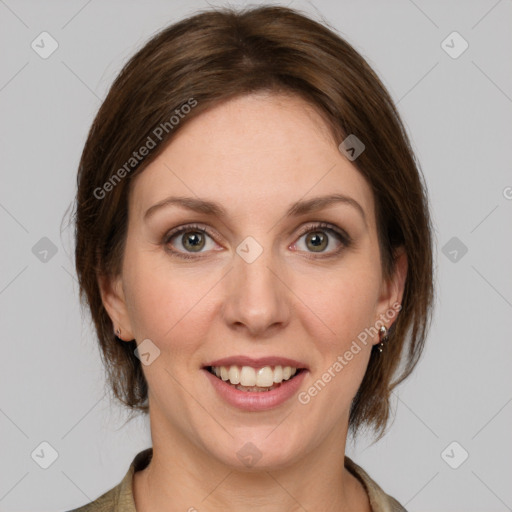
[292,222,350,256]
[164,224,219,259]
[163,221,351,260]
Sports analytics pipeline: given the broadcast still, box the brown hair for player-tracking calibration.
[74,5,434,441]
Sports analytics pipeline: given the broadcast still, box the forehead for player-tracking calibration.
[129,93,375,226]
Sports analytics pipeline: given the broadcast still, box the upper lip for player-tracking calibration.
[203,356,308,370]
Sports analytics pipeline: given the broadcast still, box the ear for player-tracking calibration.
[375,246,408,333]
[97,272,135,341]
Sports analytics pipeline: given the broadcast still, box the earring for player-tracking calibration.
[114,327,122,339]
[377,325,389,353]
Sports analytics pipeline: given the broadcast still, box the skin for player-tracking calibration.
[99,92,407,512]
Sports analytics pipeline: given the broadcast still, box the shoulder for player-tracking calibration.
[344,455,408,512]
[66,448,153,512]
[66,484,120,512]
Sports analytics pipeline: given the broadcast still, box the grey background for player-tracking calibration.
[1,0,511,511]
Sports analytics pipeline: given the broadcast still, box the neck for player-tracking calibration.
[133,407,370,512]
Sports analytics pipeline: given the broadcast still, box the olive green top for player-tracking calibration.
[68,448,407,512]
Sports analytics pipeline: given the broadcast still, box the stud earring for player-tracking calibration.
[377,325,389,353]
[114,327,122,339]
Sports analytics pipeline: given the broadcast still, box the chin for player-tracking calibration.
[204,428,307,472]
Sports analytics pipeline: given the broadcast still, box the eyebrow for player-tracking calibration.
[144,193,367,226]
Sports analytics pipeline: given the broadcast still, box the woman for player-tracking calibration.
[71,4,434,511]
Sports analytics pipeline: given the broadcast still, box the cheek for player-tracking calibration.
[122,230,382,366]
[122,245,217,355]
[297,263,382,350]
[295,267,380,413]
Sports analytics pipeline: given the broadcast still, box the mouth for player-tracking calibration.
[205,364,306,392]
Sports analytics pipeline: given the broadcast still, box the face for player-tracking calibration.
[101,92,406,470]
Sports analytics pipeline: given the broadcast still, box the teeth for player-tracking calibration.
[228,365,240,384]
[210,365,299,387]
[256,367,274,387]
[240,366,257,386]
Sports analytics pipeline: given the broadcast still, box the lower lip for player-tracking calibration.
[203,368,307,412]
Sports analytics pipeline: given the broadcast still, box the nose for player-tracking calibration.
[221,244,291,337]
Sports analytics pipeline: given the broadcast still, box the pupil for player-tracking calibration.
[184,232,204,251]
[308,232,326,252]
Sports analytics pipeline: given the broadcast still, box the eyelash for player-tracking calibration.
[162,222,352,260]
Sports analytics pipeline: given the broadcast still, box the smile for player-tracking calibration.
[207,365,302,392]
[202,357,308,411]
